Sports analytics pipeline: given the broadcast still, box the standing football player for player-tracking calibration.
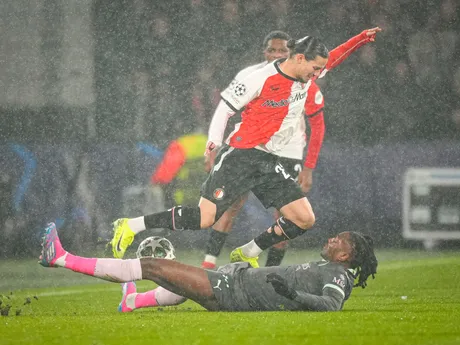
[202,31,293,269]
[108,35,329,265]
[107,31,381,268]
[201,27,382,269]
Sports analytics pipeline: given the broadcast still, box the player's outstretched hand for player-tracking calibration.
[363,27,382,42]
[266,273,298,300]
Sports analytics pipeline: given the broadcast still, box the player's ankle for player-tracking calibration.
[127,217,146,234]
[240,240,262,257]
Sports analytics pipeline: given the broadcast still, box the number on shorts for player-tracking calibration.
[275,163,292,180]
[294,164,302,181]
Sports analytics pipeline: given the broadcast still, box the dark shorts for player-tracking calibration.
[206,262,251,311]
[252,156,304,207]
[201,146,305,219]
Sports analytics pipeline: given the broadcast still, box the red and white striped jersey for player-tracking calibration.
[212,30,374,165]
[222,60,312,157]
[206,61,268,148]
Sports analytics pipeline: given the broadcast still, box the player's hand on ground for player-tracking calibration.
[266,273,298,300]
[297,167,313,193]
[363,27,382,42]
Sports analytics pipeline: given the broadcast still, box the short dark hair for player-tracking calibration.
[262,31,291,49]
[286,36,329,61]
[348,232,378,289]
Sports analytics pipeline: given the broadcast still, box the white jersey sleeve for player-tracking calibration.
[220,67,268,112]
[207,100,235,147]
[207,61,267,146]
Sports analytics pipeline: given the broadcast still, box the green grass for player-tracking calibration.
[1,250,460,345]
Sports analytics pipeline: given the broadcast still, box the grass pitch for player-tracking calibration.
[1,250,459,345]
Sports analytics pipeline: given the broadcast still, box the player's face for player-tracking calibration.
[264,39,289,63]
[321,232,353,263]
[296,55,328,82]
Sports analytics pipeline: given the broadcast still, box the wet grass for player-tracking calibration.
[1,251,459,345]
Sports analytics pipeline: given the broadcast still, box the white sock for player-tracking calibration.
[127,217,146,234]
[240,240,263,257]
[94,258,143,282]
[155,286,187,306]
[204,255,217,265]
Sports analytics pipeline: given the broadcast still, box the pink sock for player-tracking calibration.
[133,287,187,308]
[134,290,158,308]
[58,253,142,283]
[65,253,97,275]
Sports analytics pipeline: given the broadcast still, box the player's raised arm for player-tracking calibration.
[316,27,382,79]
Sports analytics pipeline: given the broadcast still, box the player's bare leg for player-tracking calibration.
[202,194,248,269]
[40,223,220,311]
[231,197,315,266]
[278,197,315,229]
[139,258,219,310]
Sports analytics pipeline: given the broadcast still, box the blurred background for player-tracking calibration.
[1,0,459,258]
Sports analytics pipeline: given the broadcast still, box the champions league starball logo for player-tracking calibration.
[233,83,247,97]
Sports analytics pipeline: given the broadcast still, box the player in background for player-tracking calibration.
[151,132,208,207]
[40,222,377,312]
[202,27,382,269]
[107,35,330,264]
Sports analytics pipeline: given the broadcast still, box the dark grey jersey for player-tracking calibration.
[215,260,354,312]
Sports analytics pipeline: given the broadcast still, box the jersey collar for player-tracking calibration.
[274,58,301,82]
[320,259,357,278]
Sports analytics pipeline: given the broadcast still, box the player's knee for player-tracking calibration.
[280,198,315,230]
[291,211,315,230]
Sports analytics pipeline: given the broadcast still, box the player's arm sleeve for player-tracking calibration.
[304,84,325,169]
[293,287,344,311]
[293,268,348,311]
[207,99,236,147]
[317,30,373,79]
[220,71,265,112]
